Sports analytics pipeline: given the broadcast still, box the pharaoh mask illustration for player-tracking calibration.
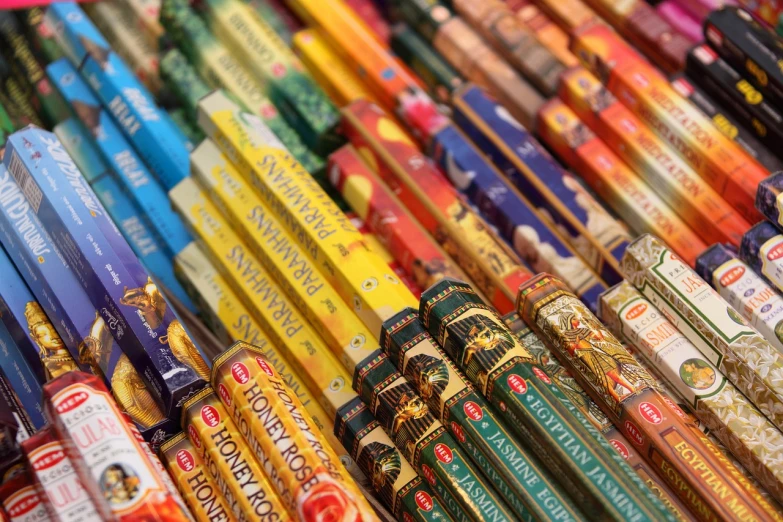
[449,314,514,390]
[555,306,652,404]
[403,354,449,403]
[391,390,429,434]
[365,442,401,495]
[121,277,166,329]
[112,354,164,428]
[24,302,77,379]
[163,320,210,381]
[78,312,115,379]
[101,464,140,505]
[377,385,434,458]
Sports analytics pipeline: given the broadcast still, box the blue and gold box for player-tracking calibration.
[53,117,196,312]
[451,84,630,285]
[44,2,189,190]
[2,128,208,420]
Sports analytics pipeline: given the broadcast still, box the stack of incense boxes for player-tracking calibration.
[4,0,783,519]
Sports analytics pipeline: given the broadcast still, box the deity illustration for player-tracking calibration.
[121,277,167,329]
[679,359,716,390]
[448,314,514,390]
[78,312,115,379]
[403,354,449,403]
[101,463,140,505]
[359,442,401,505]
[557,311,649,403]
[112,354,164,428]
[578,76,615,112]
[24,302,77,379]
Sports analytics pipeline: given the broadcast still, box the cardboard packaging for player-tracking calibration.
[581,0,691,73]
[0,240,76,386]
[670,74,783,173]
[245,0,296,44]
[341,99,532,313]
[0,102,13,146]
[44,371,193,521]
[389,23,463,105]
[45,2,189,191]
[121,0,164,40]
[158,432,236,522]
[419,278,677,521]
[452,84,629,285]
[158,49,210,125]
[53,117,196,313]
[571,22,768,225]
[0,319,44,430]
[502,312,693,521]
[197,91,417,337]
[739,221,783,304]
[0,12,68,129]
[346,214,422,298]
[83,1,161,95]
[520,0,597,31]
[181,387,291,521]
[3,128,208,419]
[285,0,425,116]
[380,309,586,521]
[537,100,707,266]
[600,281,783,504]
[559,67,750,248]
[705,6,783,109]
[292,29,378,107]
[518,273,783,521]
[394,0,544,129]
[623,234,783,434]
[172,200,448,522]
[344,0,391,43]
[686,44,783,154]
[657,1,702,43]
[328,145,469,292]
[0,471,50,522]
[508,1,580,67]
[427,120,608,310]
[199,0,341,156]
[21,426,102,522]
[0,54,42,130]
[159,0,323,175]
[46,57,193,259]
[696,243,783,352]
[755,172,783,232]
[167,109,204,149]
[211,344,376,521]
[0,162,175,444]
[21,8,63,65]
[451,0,565,96]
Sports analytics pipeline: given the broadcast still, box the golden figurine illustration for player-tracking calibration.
[358,442,401,507]
[557,310,649,403]
[24,302,77,379]
[450,314,515,390]
[120,277,167,329]
[390,390,429,435]
[377,385,434,458]
[164,320,210,381]
[404,354,449,403]
[111,354,164,428]
[78,312,115,380]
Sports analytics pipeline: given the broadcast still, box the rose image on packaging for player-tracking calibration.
[159,432,237,522]
[211,342,377,522]
[21,426,102,522]
[182,387,291,521]
[42,371,192,522]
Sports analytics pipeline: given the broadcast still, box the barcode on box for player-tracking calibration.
[8,151,43,214]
